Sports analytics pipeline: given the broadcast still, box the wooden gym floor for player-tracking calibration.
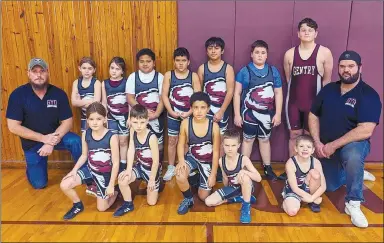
[1,164,383,242]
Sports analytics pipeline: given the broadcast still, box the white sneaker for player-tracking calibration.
[363,170,376,181]
[163,165,176,181]
[345,201,369,228]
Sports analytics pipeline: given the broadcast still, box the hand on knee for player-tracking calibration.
[314,196,322,204]
[175,170,187,182]
[118,177,126,186]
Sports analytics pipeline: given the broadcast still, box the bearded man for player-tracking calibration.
[6,58,92,189]
[308,51,382,228]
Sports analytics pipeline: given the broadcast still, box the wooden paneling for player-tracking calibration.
[1,1,177,162]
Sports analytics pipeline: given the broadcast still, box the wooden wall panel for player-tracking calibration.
[1,1,177,162]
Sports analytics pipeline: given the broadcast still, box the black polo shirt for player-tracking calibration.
[6,83,73,150]
[311,80,382,144]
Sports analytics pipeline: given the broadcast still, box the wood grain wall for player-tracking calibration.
[1,1,177,162]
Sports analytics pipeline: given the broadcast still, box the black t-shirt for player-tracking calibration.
[311,80,382,144]
[6,83,73,150]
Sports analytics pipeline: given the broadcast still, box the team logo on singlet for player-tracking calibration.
[107,93,128,114]
[345,98,357,108]
[228,174,239,185]
[170,83,193,112]
[88,148,112,173]
[189,141,213,163]
[244,82,274,112]
[204,78,226,107]
[136,88,159,111]
[136,147,152,167]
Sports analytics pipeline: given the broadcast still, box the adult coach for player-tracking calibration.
[6,58,91,189]
[283,18,333,162]
[309,51,382,228]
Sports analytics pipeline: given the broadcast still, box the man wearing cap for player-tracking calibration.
[309,51,382,228]
[6,58,92,189]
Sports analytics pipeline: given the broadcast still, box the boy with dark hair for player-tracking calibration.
[113,104,162,217]
[162,47,201,181]
[234,40,283,180]
[126,48,165,162]
[197,37,235,153]
[175,92,221,215]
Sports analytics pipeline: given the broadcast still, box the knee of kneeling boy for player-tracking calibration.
[240,174,252,185]
[286,208,299,217]
[309,169,321,180]
[147,198,157,206]
[205,197,215,207]
[97,204,108,212]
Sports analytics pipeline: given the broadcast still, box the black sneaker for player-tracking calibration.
[278,172,287,180]
[309,202,321,213]
[263,165,278,180]
[63,202,84,220]
[177,197,194,215]
[113,202,134,217]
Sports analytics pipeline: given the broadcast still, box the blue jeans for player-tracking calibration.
[23,132,92,189]
[320,140,370,202]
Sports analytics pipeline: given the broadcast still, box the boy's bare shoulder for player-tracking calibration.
[149,131,158,143]
[164,70,172,77]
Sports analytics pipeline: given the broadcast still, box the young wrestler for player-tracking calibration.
[175,92,220,215]
[113,104,162,217]
[102,57,129,173]
[71,57,102,196]
[282,135,326,216]
[71,57,102,133]
[60,102,119,220]
[197,37,235,154]
[126,48,165,162]
[234,40,283,180]
[162,47,201,181]
[205,129,261,224]
[283,18,333,158]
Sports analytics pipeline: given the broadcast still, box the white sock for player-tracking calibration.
[120,160,127,164]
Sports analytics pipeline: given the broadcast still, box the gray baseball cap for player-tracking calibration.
[28,58,48,70]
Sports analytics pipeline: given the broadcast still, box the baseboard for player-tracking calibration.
[2,161,383,170]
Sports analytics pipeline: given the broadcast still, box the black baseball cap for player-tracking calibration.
[338,50,361,65]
